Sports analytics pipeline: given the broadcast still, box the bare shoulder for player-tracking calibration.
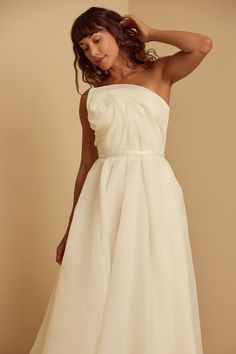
[79,89,90,123]
[80,88,90,103]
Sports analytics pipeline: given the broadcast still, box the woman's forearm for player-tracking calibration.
[71,164,89,210]
[64,164,89,236]
[147,28,211,53]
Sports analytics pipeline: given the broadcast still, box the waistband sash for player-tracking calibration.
[98,150,165,159]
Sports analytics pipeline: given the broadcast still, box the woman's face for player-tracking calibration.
[79,27,121,70]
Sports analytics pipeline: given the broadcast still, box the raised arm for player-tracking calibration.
[120,15,213,85]
[148,28,213,84]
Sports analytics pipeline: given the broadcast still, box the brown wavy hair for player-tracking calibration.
[70,7,159,95]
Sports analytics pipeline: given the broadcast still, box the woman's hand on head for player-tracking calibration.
[120,14,153,43]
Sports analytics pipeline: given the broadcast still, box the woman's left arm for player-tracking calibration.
[147,29,213,84]
[120,15,213,84]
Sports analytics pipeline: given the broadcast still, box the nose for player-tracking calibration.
[89,45,99,58]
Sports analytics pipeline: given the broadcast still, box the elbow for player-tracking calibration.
[199,36,213,53]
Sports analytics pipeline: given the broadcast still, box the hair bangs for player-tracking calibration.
[71,17,104,45]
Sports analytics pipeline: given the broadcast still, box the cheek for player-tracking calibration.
[104,39,119,56]
[84,52,90,60]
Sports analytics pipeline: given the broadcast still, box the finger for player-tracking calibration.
[120,18,134,26]
[120,17,129,23]
[121,15,132,21]
[122,14,136,20]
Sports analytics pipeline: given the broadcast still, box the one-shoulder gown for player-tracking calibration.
[29,84,204,354]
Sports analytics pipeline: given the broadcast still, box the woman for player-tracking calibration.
[30,6,212,354]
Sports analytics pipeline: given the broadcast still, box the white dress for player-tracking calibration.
[29,84,204,354]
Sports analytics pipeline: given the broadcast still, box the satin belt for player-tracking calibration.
[98,150,165,159]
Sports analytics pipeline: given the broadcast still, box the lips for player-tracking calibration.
[95,56,105,64]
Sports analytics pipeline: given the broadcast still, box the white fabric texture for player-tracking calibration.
[29,84,203,354]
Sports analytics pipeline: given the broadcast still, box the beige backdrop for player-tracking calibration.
[0,0,235,353]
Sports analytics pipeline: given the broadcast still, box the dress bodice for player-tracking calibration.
[86,84,170,158]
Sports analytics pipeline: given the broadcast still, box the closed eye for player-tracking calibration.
[82,38,100,52]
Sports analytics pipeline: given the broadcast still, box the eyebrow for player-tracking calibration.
[79,33,97,45]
